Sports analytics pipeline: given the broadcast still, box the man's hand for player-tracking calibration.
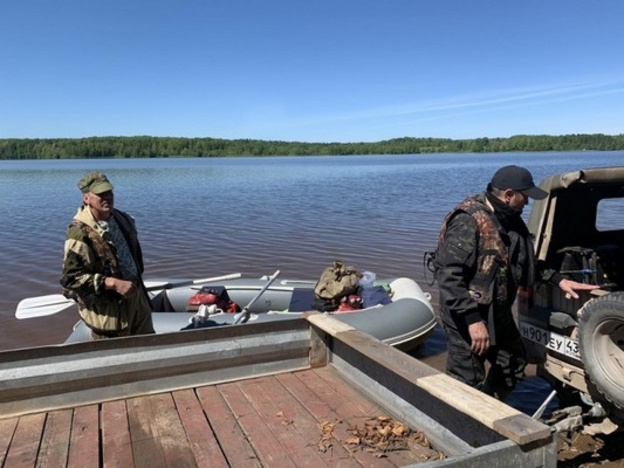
[558,278,600,299]
[104,277,136,298]
[468,321,490,356]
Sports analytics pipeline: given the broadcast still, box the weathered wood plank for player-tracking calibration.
[150,392,197,467]
[278,371,395,467]
[127,396,166,468]
[172,389,228,468]
[218,381,296,467]
[0,417,18,466]
[238,377,331,467]
[301,368,427,466]
[3,413,45,468]
[36,409,72,468]
[67,405,99,468]
[418,373,515,422]
[313,367,442,465]
[296,366,381,420]
[101,400,134,468]
[306,313,355,336]
[493,414,552,446]
[418,374,551,445]
[255,373,360,467]
[195,385,261,467]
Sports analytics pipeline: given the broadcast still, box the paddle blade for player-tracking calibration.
[16,294,76,319]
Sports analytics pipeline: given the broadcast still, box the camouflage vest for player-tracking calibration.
[70,220,121,278]
[438,196,509,306]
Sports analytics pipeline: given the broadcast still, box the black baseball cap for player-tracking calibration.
[490,165,548,200]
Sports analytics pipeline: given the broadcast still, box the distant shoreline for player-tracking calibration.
[1,133,623,160]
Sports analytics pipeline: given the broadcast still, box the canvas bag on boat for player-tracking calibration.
[314,261,359,308]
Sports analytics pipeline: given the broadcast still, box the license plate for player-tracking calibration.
[519,321,581,361]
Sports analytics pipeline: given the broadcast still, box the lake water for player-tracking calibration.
[2,151,623,415]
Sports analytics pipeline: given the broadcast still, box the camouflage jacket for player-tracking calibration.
[434,193,515,328]
[61,206,146,332]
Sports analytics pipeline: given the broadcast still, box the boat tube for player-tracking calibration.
[65,275,437,350]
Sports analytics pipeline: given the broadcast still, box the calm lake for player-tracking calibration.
[1,151,623,413]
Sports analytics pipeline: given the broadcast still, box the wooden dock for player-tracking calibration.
[1,367,444,467]
[0,314,556,467]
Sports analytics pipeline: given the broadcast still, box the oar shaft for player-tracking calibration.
[16,273,243,319]
[234,270,281,324]
[146,273,242,291]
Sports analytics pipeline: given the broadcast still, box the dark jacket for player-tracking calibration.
[434,193,534,336]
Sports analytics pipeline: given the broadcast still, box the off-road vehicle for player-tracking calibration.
[519,166,624,431]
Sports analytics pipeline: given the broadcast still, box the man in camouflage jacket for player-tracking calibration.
[434,165,596,400]
[61,172,154,339]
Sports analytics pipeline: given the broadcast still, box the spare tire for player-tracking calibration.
[578,293,624,416]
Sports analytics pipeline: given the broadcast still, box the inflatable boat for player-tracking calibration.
[63,273,438,350]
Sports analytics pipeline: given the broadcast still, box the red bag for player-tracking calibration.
[187,286,240,313]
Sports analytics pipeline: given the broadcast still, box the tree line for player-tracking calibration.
[1,133,623,160]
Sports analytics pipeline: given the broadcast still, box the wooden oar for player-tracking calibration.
[233,270,281,324]
[15,273,242,320]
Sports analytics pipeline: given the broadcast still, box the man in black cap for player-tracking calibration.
[61,172,155,339]
[433,165,596,400]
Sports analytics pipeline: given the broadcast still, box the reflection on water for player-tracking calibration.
[507,376,560,418]
[409,323,447,359]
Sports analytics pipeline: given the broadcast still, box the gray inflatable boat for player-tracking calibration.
[65,275,437,350]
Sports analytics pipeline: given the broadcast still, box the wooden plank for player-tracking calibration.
[218,381,296,467]
[0,417,18,466]
[3,413,45,468]
[278,371,395,467]
[327,326,551,447]
[493,414,552,446]
[328,326,440,381]
[36,409,72,468]
[418,374,519,424]
[237,377,331,467]
[308,317,328,368]
[296,367,381,420]
[67,405,99,468]
[127,396,166,468]
[255,373,359,467]
[416,373,549,446]
[150,392,197,467]
[101,400,134,468]
[299,368,425,466]
[306,313,355,336]
[312,367,442,465]
[195,385,261,467]
[172,389,228,468]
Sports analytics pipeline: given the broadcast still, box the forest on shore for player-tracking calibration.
[1,133,623,160]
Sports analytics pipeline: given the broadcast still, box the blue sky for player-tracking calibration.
[2,0,623,143]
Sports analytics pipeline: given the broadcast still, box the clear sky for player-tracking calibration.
[2,0,623,143]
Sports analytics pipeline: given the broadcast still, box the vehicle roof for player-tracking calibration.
[538,166,624,192]
[529,166,624,261]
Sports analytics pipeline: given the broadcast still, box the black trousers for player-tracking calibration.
[442,310,527,401]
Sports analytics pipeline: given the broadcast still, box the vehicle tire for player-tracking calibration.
[578,293,624,417]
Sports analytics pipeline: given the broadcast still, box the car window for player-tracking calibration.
[596,197,624,231]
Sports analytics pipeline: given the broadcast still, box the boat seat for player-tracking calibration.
[288,288,316,312]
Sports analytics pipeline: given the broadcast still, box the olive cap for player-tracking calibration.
[78,172,114,194]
